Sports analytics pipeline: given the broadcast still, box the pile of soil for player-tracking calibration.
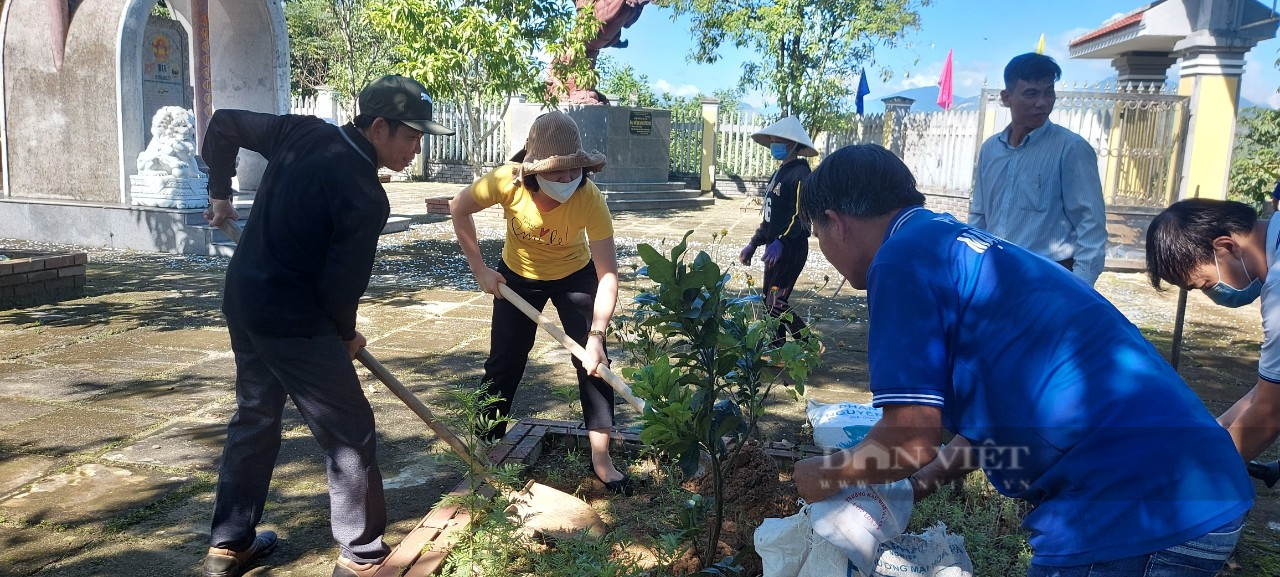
[672,441,802,575]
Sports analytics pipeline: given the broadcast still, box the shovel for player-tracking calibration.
[216,219,606,539]
[495,283,645,412]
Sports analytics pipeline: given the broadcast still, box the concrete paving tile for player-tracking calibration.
[0,407,160,456]
[103,419,228,471]
[440,303,499,321]
[31,530,204,577]
[0,463,190,532]
[0,366,135,401]
[0,398,59,427]
[0,453,62,498]
[0,524,84,576]
[91,373,234,418]
[0,327,79,361]
[30,340,213,376]
[178,356,237,381]
[119,327,231,352]
[366,328,483,356]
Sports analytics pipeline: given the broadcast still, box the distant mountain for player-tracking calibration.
[859,85,980,114]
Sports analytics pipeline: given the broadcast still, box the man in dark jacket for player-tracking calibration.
[199,75,452,577]
[739,116,817,346]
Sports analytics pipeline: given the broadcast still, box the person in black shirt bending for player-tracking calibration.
[738,116,818,347]
[199,75,452,577]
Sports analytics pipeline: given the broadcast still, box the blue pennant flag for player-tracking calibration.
[855,70,871,115]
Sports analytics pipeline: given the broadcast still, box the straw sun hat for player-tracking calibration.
[511,111,607,176]
[751,116,818,157]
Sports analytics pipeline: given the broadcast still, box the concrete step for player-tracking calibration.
[607,196,715,212]
[180,196,256,226]
[603,189,704,202]
[596,181,688,193]
[193,216,411,255]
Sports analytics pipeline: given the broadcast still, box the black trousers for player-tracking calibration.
[763,242,810,344]
[480,261,614,439]
[210,322,390,564]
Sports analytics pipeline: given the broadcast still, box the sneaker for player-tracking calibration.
[203,531,278,577]
[332,555,381,577]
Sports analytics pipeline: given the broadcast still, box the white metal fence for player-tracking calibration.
[290,90,509,169]
[425,101,509,167]
[290,91,348,124]
[293,83,1186,206]
[977,83,1186,207]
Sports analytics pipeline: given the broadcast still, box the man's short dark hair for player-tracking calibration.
[1004,53,1062,88]
[1145,198,1258,290]
[353,114,406,135]
[799,144,925,227]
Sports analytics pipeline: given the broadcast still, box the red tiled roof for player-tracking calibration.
[1069,10,1145,47]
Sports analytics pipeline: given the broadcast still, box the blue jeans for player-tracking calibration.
[1026,516,1244,577]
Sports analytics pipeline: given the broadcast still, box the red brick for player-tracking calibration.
[10,259,35,274]
[58,265,86,278]
[72,253,88,265]
[487,443,513,463]
[13,282,41,296]
[26,269,57,283]
[42,255,73,269]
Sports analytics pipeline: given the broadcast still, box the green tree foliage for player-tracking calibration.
[1228,107,1280,208]
[367,0,600,177]
[598,56,743,112]
[284,0,339,97]
[657,0,929,134]
[283,0,395,116]
[327,0,397,119]
[624,231,817,569]
[597,56,659,107]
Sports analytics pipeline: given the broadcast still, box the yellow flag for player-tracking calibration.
[1036,33,1045,54]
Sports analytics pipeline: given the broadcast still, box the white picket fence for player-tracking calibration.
[718,109,977,193]
[290,89,508,167]
[290,83,1185,206]
[424,100,509,166]
[290,90,348,124]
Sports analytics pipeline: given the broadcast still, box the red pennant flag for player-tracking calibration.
[937,50,954,111]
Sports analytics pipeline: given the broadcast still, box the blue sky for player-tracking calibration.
[602,0,1280,111]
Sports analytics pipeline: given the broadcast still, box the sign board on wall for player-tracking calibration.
[141,16,192,141]
[628,111,653,136]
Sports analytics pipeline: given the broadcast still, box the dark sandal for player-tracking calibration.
[587,464,635,496]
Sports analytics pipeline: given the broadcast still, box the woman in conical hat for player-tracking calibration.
[739,116,821,349]
[449,111,633,495]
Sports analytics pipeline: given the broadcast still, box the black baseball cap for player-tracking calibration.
[358,75,454,136]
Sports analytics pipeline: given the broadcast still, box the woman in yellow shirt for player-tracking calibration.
[449,111,629,494]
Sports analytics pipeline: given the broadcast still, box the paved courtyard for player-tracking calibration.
[1,181,1277,575]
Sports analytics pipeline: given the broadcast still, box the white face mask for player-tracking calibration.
[535,174,580,203]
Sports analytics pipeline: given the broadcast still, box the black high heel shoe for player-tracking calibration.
[587,464,635,496]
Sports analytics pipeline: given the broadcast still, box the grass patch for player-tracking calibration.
[909,471,1032,576]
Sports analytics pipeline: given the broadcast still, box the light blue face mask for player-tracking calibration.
[1203,252,1262,308]
[770,142,791,161]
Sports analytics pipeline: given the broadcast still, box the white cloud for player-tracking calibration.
[888,59,993,98]
[740,90,770,111]
[1240,47,1280,109]
[652,79,701,98]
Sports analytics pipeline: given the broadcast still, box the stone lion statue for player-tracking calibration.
[137,106,202,178]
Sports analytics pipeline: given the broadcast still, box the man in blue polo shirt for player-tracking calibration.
[793,144,1253,576]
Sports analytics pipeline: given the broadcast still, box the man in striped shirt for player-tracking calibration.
[969,53,1107,286]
